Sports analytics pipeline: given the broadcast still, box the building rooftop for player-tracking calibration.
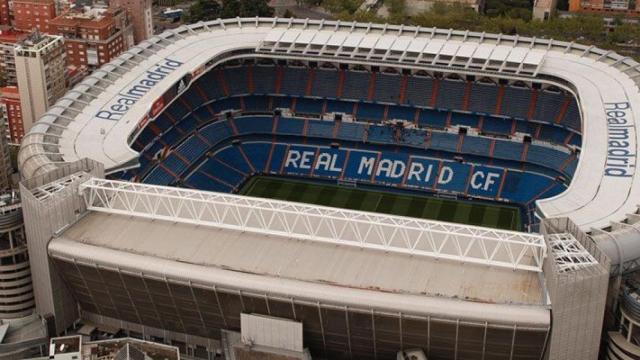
[0,30,30,44]
[50,6,115,29]
[0,86,20,99]
[50,209,550,326]
[48,335,180,360]
[15,32,62,51]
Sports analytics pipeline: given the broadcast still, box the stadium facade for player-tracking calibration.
[14,17,640,359]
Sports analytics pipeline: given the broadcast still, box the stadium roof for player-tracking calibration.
[18,18,640,240]
[47,179,551,327]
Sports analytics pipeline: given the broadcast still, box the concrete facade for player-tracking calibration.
[14,34,66,138]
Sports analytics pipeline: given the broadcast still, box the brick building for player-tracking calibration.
[0,0,10,25]
[0,86,23,144]
[568,0,640,15]
[50,5,132,69]
[13,0,57,33]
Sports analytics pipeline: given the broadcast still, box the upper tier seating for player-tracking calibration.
[467,83,499,115]
[280,67,308,96]
[501,86,531,119]
[252,66,277,94]
[373,73,402,104]
[342,71,370,100]
[311,69,339,98]
[224,66,250,96]
[436,80,465,110]
[404,76,433,107]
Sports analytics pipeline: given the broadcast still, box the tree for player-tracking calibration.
[183,0,221,23]
[609,22,640,44]
[220,0,274,18]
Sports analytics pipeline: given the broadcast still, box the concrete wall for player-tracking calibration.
[541,217,610,360]
[19,158,103,335]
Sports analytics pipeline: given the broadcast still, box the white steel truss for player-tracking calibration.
[547,233,598,273]
[79,178,546,272]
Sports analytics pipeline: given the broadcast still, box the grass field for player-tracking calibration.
[239,176,522,231]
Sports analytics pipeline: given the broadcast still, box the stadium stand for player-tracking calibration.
[311,68,340,98]
[467,82,499,114]
[121,60,583,230]
[436,79,466,110]
[373,72,402,103]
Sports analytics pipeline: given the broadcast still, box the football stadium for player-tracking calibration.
[14,17,640,359]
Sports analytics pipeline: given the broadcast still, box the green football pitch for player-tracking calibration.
[239,176,522,231]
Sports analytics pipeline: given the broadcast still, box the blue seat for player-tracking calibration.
[373,73,402,104]
[181,88,202,110]
[193,105,215,122]
[325,100,354,114]
[144,165,175,185]
[357,103,385,122]
[311,69,339,98]
[242,142,272,172]
[436,80,465,110]
[280,67,308,96]
[452,113,479,128]
[276,118,305,135]
[199,121,233,145]
[467,83,498,115]
[514,120,537,135]
[271,96,293,110]
[252,66,277,94]
[153,114,173,132]
[526,145,570,171]
[400,129,425,146]
[185,172,233,193]
[367,126,394,143]
[176,115,199,134]
[563,98,581,132]
[501,86,531,119]
[201,157,246,187]
[404,76,433,106]
[387,105,415,122]
[214,146,252,174]
[493,140,523,161]
[482,117,512,135]
[342,71,370,100]
[210,97,241,113]
[307,120,334,138]
[533,90,564,124]
[235,116,274,134]
[336,122,364,141]
[243,96,270,112]
[568,133,582,148]
[538,125,569,145]
[176,135,209,163]
[268,144,288,173]
[223,66,249,96]
[160,127,182,147]
[295,98,323,114]
[196,71,225,100]
[461,136,491,157]
[161,153,189,176]
[418,109,447,128]
[500,171,557,203]
[133,128,156,151]
[429,132,458,152]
